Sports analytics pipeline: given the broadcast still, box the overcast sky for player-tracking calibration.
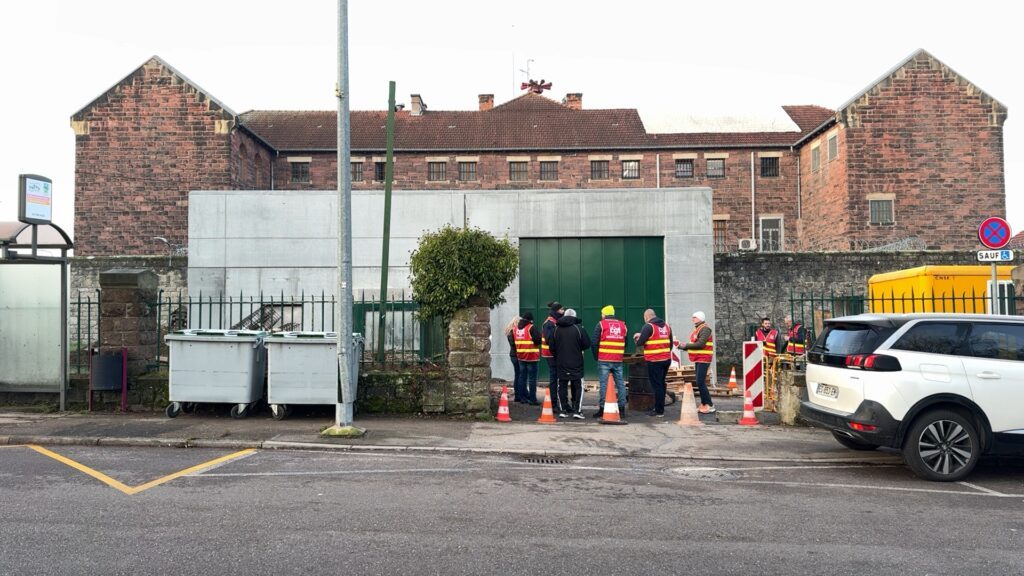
[0,0,1018,242]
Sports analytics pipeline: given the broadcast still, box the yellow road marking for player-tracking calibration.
[26,445,256,495]
[0,444,27,448]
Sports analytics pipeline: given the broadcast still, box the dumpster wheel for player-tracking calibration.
[270,404,291,421]
[230,404,249,419]
[165,402,181,419]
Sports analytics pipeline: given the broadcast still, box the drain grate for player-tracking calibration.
[523,457,569,465]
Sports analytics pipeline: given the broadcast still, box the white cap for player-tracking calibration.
[564,308,577,317]
[692,311,706,322]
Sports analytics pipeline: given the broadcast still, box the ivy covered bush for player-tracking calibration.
[409,226,518,321]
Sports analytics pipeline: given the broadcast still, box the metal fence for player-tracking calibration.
[69,290,447,373]
[69,290,101,375]
[787,289,1024,347]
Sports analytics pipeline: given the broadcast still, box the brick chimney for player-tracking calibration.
[411,94,427,116]
[563,93,583,110]
[479,94,494,111]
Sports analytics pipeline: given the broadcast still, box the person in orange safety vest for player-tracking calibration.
[634,308,672,417]
[591,305,628,418]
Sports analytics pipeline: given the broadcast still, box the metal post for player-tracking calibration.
[377,81,397,362]
[335,0,355,427]
[991,262,999,315]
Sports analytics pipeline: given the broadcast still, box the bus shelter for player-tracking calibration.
[0,221,73,409]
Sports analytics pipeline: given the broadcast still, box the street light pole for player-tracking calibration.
[334,0,355,427]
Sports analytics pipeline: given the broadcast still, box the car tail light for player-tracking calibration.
[848,421,877,432]
[844,353,901,372]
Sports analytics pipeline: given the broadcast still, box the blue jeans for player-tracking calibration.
[597,361,627,411]
[509,356,522,401]
[694,361,713,407]
[516,361,539,403]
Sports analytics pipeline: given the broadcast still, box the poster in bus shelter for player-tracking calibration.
[18,174,52,225]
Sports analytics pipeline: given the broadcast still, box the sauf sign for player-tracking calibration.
[977,217,1013,314]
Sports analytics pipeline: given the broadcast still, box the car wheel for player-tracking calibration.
[902,409,980,482]
[831,430,879,451]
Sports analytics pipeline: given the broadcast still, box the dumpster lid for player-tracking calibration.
[169,329,267,337]
[269,331,339,339]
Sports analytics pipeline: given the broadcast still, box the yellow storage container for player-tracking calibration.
[867,265,1015,313]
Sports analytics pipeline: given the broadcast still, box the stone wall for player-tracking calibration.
[713,250,976,369]
[446,299,492,416]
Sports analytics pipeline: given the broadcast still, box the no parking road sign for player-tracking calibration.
[979,217,1011,249]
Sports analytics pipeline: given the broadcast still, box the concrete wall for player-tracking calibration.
[188,187,715,379]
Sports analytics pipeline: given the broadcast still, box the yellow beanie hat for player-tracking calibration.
[601,305,615,316]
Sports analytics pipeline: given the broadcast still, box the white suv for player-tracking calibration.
[801,313,1024,481]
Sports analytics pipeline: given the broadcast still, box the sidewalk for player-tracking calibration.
[0,407,901,465]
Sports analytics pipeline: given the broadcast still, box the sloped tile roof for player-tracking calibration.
[238,93,840,152]
[782,105,836,132]
[240,93,651,151]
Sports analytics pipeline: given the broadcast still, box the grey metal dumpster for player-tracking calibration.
[264,331,363,420]
[164,329,267,419]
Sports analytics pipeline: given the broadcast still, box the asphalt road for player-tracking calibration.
[1,446,1022,575]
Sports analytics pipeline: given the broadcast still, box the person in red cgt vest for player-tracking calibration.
[677,311,715,414]
[782,315,806,356]
[511,311,542,405]
[541,301,564,408]
[753,317,782,360]
[591,304,628,418]
[634,308,673,417]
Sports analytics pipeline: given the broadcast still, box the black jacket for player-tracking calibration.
[549,315,591,379]
[636,316,672,353]
[541,311,563,356]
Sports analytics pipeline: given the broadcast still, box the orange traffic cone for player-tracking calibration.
[600,374,627,425]
[537,388,558,424]
[727,367,738,391]
[496,385,512,422]
[738,386,759,426]
[677,382,703,427]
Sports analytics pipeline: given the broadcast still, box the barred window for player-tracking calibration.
[458,161,477,182]
[675,159,694,178]
[590,160,610,180]
[290,162,310,183]
[870,199,894,225]
[828,134,838,161]
[713,220,728,253]
[706,158,725,178]
[350,162,363,182]
[811,147,821,172]
[428,161,447,181]
[509,161,528,182]
[760,157,779,178]
[621,160,640,180]
[539,161,558,181]
[374,161,386,182]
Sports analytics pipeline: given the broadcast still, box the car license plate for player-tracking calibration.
[817,383,839,398]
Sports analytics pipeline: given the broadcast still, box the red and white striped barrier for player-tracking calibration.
[742,341,764,410]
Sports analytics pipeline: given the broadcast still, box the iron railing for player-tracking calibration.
[787,289,1024,348]
[153,290,446,368]
[69,289,101,375]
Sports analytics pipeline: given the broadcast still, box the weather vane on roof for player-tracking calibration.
[520,79,552,94]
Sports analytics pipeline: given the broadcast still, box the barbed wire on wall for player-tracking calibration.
[797,236,928,253]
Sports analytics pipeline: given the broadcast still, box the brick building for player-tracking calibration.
[72,49,1007,257]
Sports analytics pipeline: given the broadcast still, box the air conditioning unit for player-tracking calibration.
[738,238,758,251]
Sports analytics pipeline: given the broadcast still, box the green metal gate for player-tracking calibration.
[518,237,665,378]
